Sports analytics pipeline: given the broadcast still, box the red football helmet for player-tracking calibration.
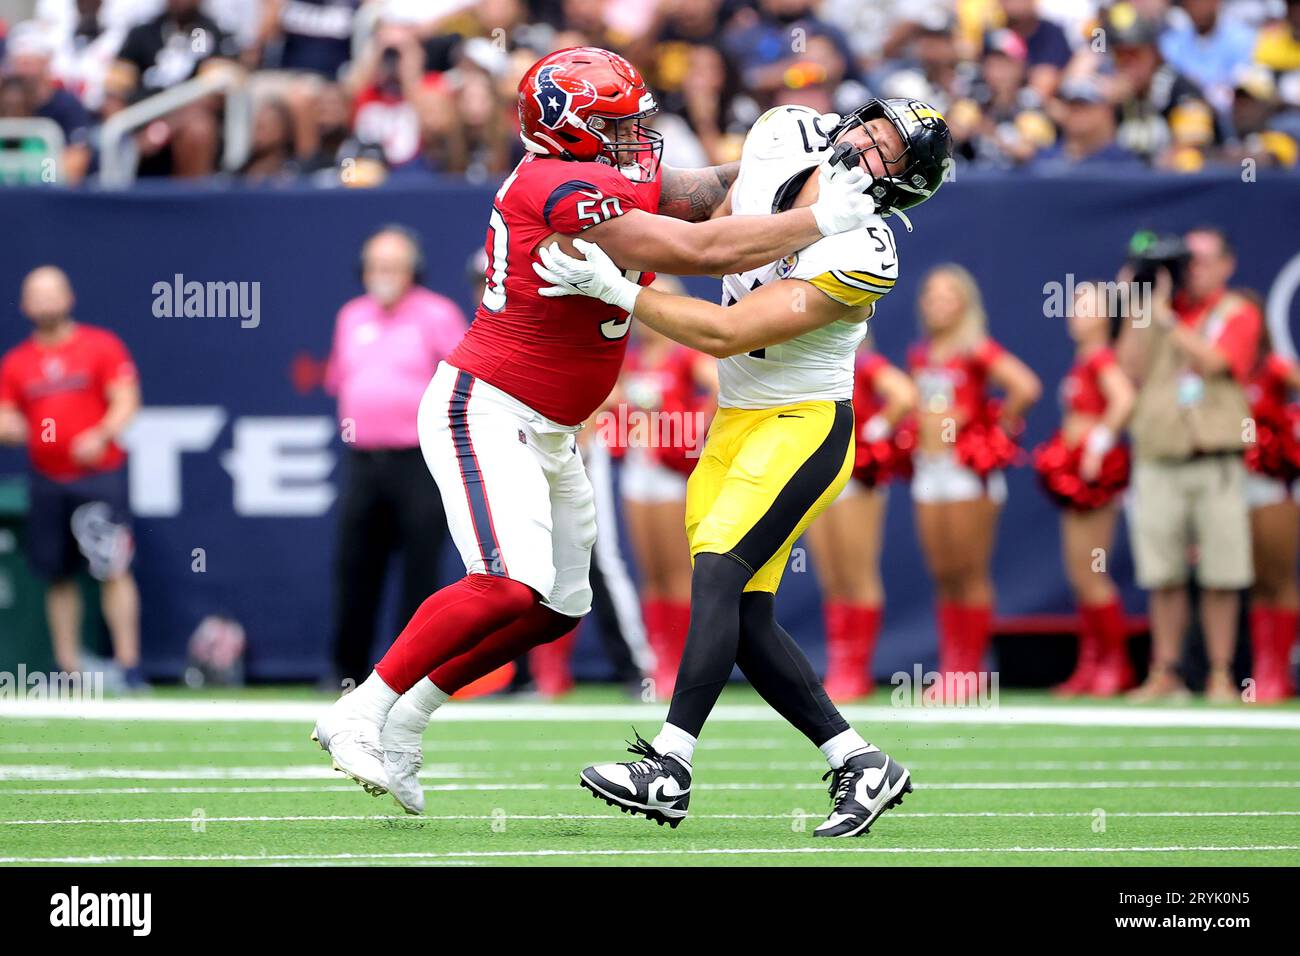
[518,47,662,182]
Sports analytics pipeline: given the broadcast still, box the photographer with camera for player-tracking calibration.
[1117,227,1262,701]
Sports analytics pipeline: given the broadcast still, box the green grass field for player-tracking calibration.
[2,688,1299,866]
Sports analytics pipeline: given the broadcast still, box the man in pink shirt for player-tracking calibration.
[325,225,467,687]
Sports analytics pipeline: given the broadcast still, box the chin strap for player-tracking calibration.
[888,207,914,233]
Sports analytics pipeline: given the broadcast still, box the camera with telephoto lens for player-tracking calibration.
[1125,230,1191,291]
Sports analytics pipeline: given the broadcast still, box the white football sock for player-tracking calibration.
[820,729,875,770]
[389,678,450,732]
[344,671,400,726]
[652,723,696,768]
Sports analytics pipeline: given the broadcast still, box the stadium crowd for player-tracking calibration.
[1,0,1299,186]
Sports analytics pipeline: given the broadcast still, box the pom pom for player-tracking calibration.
[954,400,1023,476]
[1032,430,1131,511]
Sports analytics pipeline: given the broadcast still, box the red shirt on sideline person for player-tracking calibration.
[0,323,137,481]
[1172,287,1261,384]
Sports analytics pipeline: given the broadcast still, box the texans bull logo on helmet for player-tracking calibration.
[534,65,598,130]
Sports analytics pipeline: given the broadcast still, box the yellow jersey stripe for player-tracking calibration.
[830,270,894,294]
[839,268,896,287]
[809,272,885,308]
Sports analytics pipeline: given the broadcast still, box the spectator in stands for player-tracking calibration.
[238,94,301,181]
[44,0,129,113]
[4,20,93,184]
[324,226,466,689]
[246,0,363,160]
[998,0,1074,97]
[115,0,242,177]
[0,266,144,690]
[1103,3,1225,168]
[453,52,520,180]
[821,0,951,73]
[301,80,386,185]
[1034,75,1144,168]
[958,27,1056,167]
[623,0,726,107]
[1118,227,1262,701]
[345,18,427,168]
[1218,65,1299,168]
[117,0,242,95]
[554,0,627,52]
[721,0,858,112]
[875,10,969,111]
[409,74,468,175]
[0,77,54,186]
[674,43,745,164]
[1254,0,1300,89]
[1160,0,1258,117]
[254,0,361,78]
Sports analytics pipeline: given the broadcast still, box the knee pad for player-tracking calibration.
[545,585,593,619]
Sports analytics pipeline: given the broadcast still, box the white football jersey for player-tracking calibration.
[717,105,899,409]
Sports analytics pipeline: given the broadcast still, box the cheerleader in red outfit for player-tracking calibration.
[619,318,717,699]
[1243,336,1300,703]
[1033,281,1137,697]
[909,265,1041,694]
[806,339,917,701]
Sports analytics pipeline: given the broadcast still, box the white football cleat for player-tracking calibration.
[310,701,389,797]
[379,710,426,815]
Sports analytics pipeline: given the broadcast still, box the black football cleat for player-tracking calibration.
[814,746,911,838]
[580,732,691,828]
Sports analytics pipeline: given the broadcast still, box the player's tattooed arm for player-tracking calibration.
[656,162,739,222]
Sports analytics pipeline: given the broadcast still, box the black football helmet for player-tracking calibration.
[828,98,952,226]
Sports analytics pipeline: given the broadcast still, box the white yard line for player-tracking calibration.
[3,697,1300,729]
[2,759,1298,781]
[3,734,1296,755]
[2,780,1299,796]
[0,764,477,782]
[510,760,1300,772]
[2,845,1297,864]
[3,810,1299,827]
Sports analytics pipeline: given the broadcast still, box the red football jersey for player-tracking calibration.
[449,153,662,426]
[0,324,137,480]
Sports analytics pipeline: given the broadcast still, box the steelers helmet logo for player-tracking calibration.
[776,254,798,278]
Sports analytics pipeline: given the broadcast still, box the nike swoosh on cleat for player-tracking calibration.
[648,778,689,805]
[860,761,889,800]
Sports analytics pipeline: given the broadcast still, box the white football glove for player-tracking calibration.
[810,153,878,237]
[533,239,642,315]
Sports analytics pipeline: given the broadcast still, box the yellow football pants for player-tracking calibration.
[685,398,854,593]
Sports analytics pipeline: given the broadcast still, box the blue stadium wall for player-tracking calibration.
[2,172,1299,680]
